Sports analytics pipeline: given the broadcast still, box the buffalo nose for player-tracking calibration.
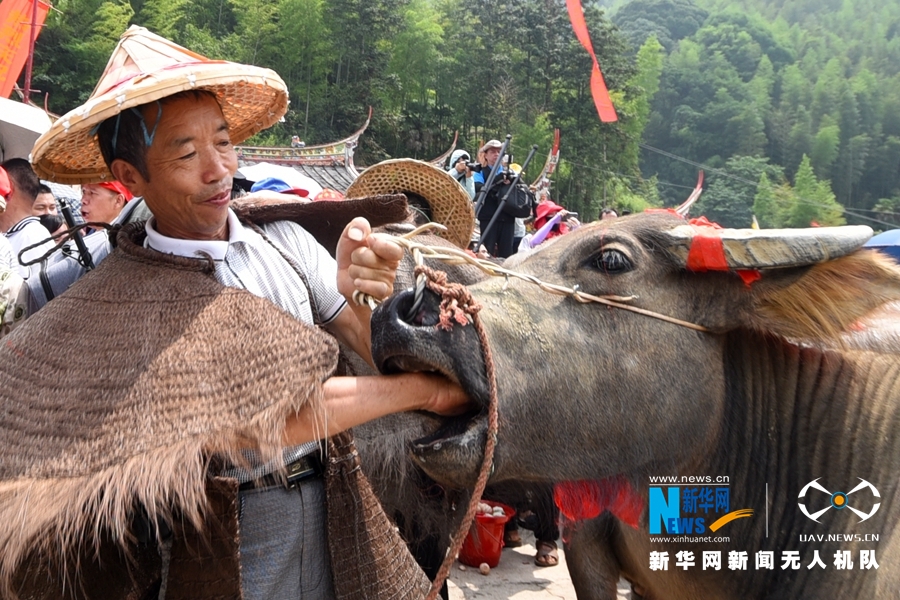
[370,287,448,376]
[380,287,444,329]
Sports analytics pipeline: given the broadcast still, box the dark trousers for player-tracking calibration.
[490,482,559,542]
[478,217,516,259]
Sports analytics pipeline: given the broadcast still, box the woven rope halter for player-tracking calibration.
[353,223,710,333]
[353,224,709,599]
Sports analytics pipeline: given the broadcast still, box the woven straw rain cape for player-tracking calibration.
[0,197,430,598]
[0,222,336,594]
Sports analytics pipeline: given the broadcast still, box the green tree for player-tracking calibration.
[274,0,334,141]
[874,195,900,228]
[388,0,443,113]
[509,112,554,184]
[613,0,709,52]
[694,155,783,227]
[752,171,792,228]
[227,0,279,66]
[54,0,135,108]
[136,0,188,39]
[618,36,664,172]
[809,115,840,176]
[788,155,845,227]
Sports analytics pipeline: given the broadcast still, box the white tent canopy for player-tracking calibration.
[236,162,324,199]
[0,97,53,162]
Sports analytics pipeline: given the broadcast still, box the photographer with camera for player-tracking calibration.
[471,139,521,258]
[472,139,502,194]
[447,149,476,200]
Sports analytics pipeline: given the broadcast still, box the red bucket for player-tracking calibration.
[458,501,516,568]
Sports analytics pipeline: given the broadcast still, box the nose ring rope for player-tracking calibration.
[413,267,499,600]
[351,223,709,333]
[353,223,501,600]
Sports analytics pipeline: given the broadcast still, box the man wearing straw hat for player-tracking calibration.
[2,26,469,599]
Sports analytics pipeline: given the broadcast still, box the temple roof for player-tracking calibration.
[235,109,462,193]
[236,108,371,193]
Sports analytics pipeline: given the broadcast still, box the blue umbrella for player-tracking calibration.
[864,229,900,261]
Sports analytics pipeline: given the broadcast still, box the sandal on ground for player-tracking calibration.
[503,529,523,548]
[534,540,559,567]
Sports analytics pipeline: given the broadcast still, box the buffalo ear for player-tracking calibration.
[742,251,900,342]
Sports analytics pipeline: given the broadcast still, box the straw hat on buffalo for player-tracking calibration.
[31,25,288,185]
[347,159,475,249]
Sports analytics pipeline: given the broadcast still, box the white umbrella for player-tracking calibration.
[0,97,53,162]
[236,162,323,198]
[42,180,80,200]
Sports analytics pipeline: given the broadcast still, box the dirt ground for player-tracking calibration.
[448,528,632,599]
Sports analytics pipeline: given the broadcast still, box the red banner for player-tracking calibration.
[0,0,51,99]
[565,0,617,123]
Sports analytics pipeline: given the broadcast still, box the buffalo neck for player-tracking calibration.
[707,329,900,596]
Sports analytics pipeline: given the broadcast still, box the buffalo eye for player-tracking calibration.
[590,248,632,274]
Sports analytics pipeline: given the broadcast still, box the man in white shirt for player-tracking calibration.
[0,158,56,279]
[0,167,12,271]
[0,167,27,336]
[20,27,471,599]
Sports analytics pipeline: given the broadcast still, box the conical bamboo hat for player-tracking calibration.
[347,159,475,249]
[31,26,288,185]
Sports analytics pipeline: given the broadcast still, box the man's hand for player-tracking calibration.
[282,373,474,445]
[336,217,403,305]
[415,374,473,416]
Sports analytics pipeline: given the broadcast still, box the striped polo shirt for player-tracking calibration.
[4,217,56,280]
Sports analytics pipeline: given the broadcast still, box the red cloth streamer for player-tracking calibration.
[686,217,762,285]
[0,0,51,98]
[565,0,617,123]
[687,216,721,229]
[642,213,761,285]
[554,477,643,529]
[736,270,761,286]
[686,235,728,272]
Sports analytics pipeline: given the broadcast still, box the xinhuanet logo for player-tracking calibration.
[648,478,752,536]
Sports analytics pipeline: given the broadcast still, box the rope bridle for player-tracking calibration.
[353,223,710,333]
[352,223,708,600]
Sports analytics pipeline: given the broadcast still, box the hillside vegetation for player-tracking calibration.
[22,0,900,225]
[614,0,900,227]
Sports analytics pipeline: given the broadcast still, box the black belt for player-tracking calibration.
[238,453,323,491]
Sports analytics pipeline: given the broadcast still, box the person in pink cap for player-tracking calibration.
[79,180,134,232]
[517,199,579,252]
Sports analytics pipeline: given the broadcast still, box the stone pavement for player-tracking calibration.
[449,528,632,599]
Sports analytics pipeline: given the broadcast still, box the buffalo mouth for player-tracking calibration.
[373,290,491,488]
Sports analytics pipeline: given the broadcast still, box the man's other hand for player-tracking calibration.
[336,217,403,305]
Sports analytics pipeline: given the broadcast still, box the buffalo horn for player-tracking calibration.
[662,224,873,269]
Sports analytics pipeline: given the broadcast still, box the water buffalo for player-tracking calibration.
[370,212,900,599]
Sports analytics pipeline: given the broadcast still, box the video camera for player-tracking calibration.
[466,162,483,173]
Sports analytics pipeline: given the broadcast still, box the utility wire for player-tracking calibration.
[561,158,697,191]
[638,143,900,229]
